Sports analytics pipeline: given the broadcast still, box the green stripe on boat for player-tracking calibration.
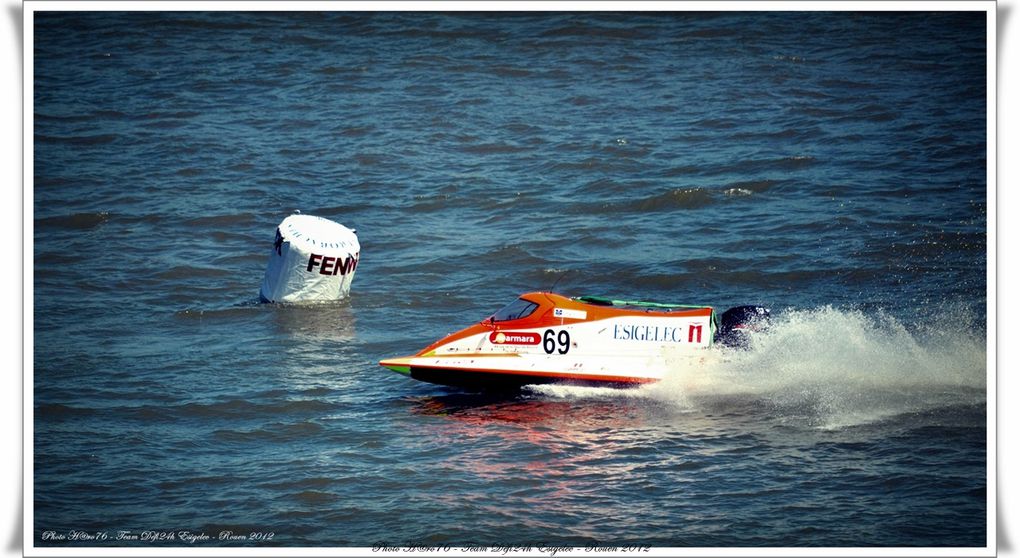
[576,295,708,310]
[383,364,411,375]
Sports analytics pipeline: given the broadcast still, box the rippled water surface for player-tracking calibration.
[33,10,988,548]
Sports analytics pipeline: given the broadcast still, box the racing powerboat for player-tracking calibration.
[379,292,768,389]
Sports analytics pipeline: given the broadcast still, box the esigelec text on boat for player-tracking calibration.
[380,292,769,390]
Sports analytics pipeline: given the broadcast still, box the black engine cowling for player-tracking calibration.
[715,305,771,348]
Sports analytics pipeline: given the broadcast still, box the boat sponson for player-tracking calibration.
[408,365,652,391]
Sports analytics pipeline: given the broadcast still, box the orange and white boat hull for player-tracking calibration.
[380,292,722,389]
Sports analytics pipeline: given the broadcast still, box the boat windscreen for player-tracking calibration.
[491,298,539,322]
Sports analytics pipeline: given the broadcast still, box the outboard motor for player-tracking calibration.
[716,306,771,349]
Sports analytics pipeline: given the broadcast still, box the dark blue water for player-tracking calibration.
[33,11,987,548]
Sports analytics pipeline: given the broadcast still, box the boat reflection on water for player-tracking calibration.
[407,391,653,473]
[401,391,685,542]
[408,390,646,427]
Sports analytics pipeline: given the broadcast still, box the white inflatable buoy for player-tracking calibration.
[259,214,360,303]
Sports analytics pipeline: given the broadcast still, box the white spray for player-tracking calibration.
[531,305,987,429]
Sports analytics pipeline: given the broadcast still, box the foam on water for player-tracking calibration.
[531,305,986,429]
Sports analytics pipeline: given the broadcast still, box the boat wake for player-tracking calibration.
[528,304,987,429]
